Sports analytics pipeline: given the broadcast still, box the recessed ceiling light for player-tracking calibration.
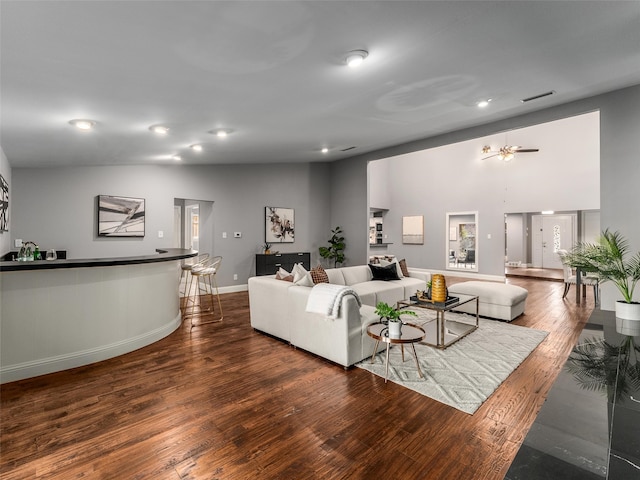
[149,125,169,135]
[209,128,233,138]
[345,49,368,68]
[477,99,492,108]
[172,155,182,161]
[69,119,96,130]
[321,147,329,154]
[190,144,203,152]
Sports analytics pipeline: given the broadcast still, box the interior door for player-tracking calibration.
[541,215,574,269]
[530,214,576,269]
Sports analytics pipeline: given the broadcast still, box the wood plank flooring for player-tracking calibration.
[1,276,595,479]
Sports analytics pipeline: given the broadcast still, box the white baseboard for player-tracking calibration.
[219,284,248,294]
[0,314,182,384]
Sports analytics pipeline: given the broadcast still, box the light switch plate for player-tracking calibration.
[15,239,22,248]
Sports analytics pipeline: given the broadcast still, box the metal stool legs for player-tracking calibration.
[182,256,223,329]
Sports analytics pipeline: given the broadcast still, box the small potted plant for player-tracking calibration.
[564,229,640,335]
[374,301,417,337]
[263,242,272,254]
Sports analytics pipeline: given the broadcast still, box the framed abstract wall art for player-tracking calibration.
[98,195,145,237]
[402,215,424,244]
[265,206,294,243]
[0,173,8,232]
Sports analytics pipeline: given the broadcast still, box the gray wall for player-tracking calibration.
[336,83,640,308]
[8,162,332,287]
[366,111,600,276]
[4,83,640,309]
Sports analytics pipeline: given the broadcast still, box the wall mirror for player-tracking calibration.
[402,215,424,244]
[446,211,478,271]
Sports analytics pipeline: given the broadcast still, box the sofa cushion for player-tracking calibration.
[340,265,373,285]
[398,258,410,277]
[379,258,404,278]
[368,263,400,281]
[351,281,405,307]
[325,268,346,285]
[292,263,314,286]
[310,264,329,284]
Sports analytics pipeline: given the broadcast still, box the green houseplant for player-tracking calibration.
[319,226,346,268]
[374,302,417,337]
[563,229,640,334]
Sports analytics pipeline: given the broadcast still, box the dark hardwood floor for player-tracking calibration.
[1,276,596,479]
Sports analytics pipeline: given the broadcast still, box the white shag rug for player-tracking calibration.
[356,311,548,414]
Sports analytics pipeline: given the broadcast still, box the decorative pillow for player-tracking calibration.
[292,263,314,287]
[310,264,329,284]
[368,263,400,281]
[275,271,294,282]
[379,258,404,278]
[398,258,410,277]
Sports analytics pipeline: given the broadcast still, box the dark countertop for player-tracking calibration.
[0,248,197,272]
[506,309,640,479]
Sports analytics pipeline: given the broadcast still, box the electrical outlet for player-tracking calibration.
[234,232,242,238]
[233,274,238,280]
[158,230,164,238]
[15,239,23,248]
[487,233,492,239]
[222,232,227,239]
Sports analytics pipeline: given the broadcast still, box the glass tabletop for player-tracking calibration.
[367,322,425,344]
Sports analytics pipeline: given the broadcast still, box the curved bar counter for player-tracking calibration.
[0,249,197,383]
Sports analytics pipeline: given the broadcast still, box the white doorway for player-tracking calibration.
[532,214,575,269]
[185,204,200,251]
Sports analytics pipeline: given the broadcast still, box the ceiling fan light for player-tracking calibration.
[477,99,491,108]
[190,144,203,152]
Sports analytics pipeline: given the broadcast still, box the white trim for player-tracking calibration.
[1,314,181,384]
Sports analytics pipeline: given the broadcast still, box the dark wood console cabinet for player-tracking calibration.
[255,252,310,276]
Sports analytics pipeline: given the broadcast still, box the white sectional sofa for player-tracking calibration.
[248,264,430,367]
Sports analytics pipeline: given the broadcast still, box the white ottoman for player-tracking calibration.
[447,281,528,321]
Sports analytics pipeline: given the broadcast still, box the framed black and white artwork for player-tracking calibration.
[0,173,8,232]
[98,195,145,237]
[265,206,294,243]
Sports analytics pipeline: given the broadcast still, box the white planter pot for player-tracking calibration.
[615,301,640,336]
[388,321,402,338]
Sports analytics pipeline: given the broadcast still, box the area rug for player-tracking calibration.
[356,311,548,414]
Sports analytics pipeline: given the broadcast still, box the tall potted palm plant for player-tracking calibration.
[563,229,640,335]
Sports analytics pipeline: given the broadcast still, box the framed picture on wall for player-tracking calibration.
[98,195,145,237]
[265,206,294,243]
[402,215,424,244]
[0,173,8,232]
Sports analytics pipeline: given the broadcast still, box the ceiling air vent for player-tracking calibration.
[340,146,357,152]
[521,91,555,103]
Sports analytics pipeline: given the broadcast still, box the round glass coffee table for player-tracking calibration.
[367,322,426,383]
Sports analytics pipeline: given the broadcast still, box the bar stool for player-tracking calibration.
[183,256,223,329]
[180,253,209,299]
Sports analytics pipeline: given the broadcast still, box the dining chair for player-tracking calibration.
[558,250,599,304]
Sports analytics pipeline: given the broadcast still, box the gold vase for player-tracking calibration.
[431,274,447,302]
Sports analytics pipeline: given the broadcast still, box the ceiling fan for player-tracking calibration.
[481,145,539,161]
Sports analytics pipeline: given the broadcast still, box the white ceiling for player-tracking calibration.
[1,1,639,168]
